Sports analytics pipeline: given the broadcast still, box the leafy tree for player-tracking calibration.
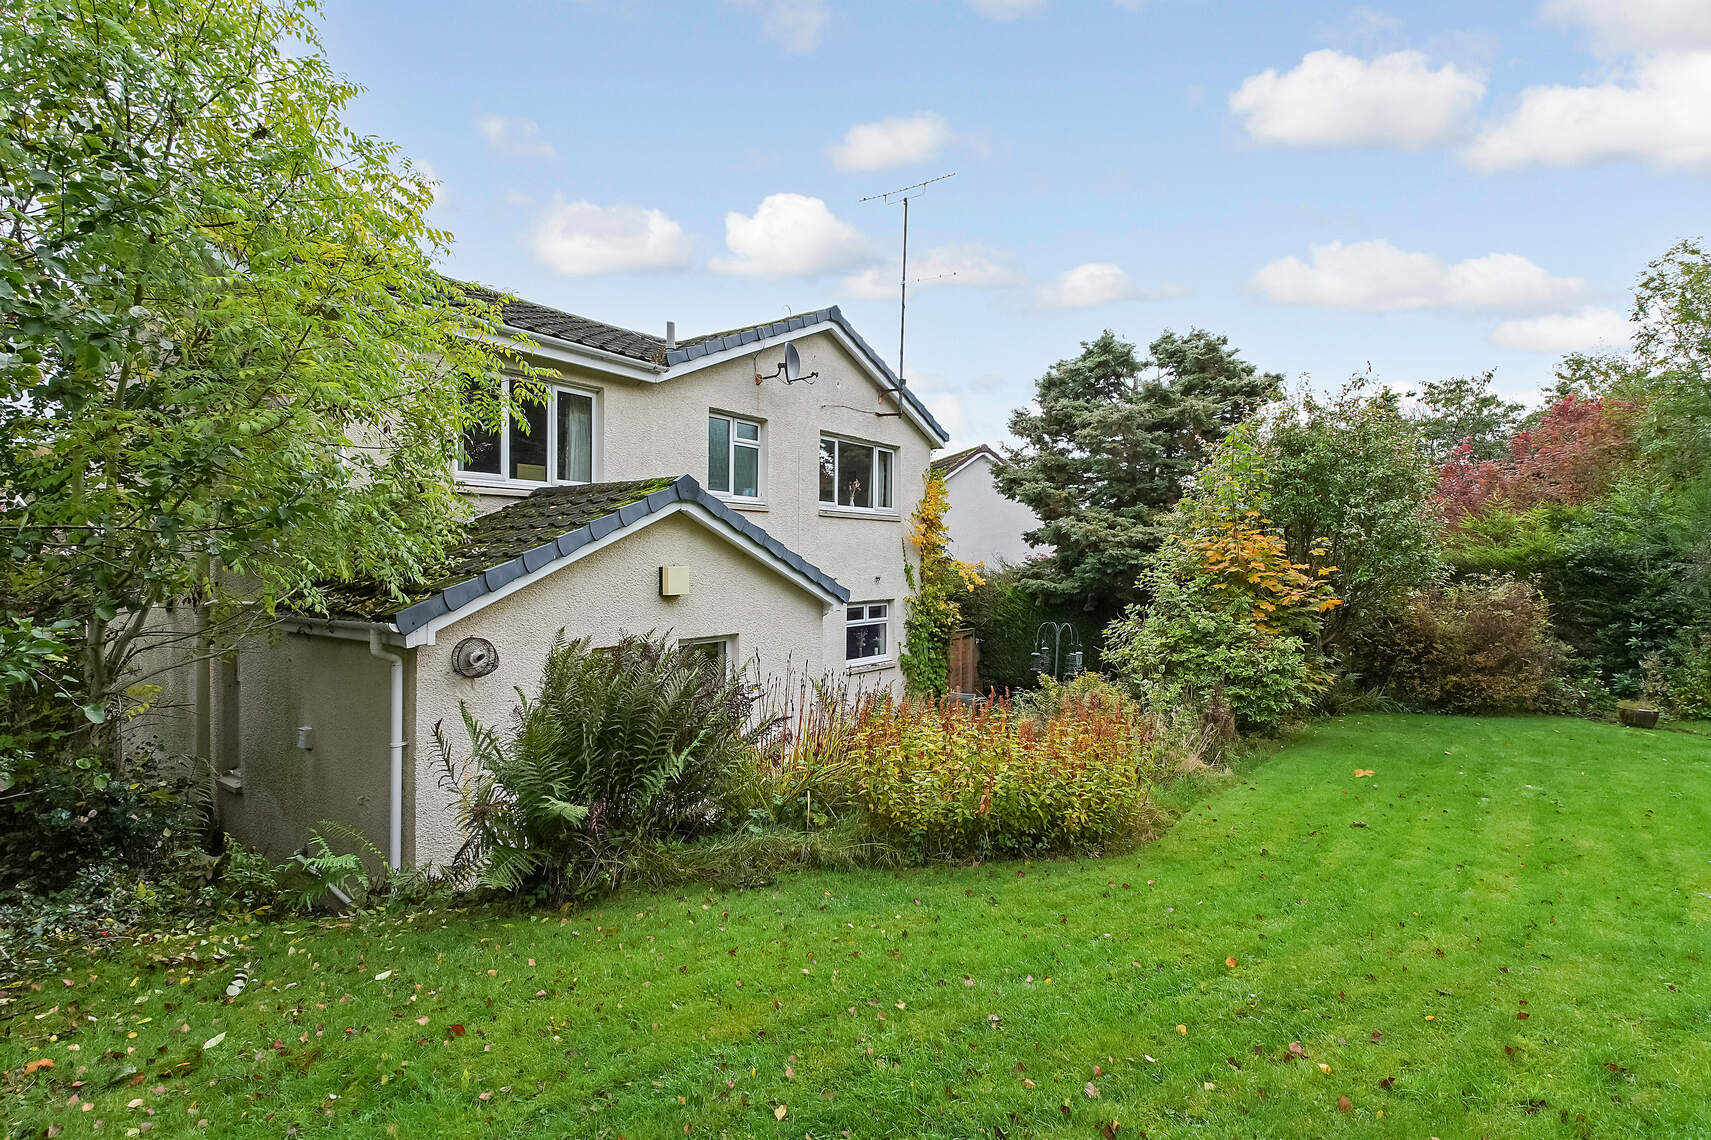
[1204,381,1442,650]
[0,0,518,767]
[1411,371,1524,464]
[1620,238,1711,487]
[996,329,1280,619]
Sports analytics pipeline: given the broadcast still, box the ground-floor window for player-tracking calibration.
[681,636,733,678]
[846,602,889,664]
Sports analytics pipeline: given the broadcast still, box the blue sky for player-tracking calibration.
[319,0,1711,448]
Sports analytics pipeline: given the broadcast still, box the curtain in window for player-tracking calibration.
[557,392,593,482]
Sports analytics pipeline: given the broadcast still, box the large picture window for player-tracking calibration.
[819,436,895,511]
[846,602,889,664]
[707,413,762,499]
[459,380,595,485]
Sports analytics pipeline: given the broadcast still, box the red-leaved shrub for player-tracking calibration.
[1437,395,1636,520]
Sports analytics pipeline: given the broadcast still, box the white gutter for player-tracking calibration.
[368,629,406,869]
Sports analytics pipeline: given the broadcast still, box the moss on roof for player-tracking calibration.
[316,477,677,621]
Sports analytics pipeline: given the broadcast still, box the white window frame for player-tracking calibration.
[819,434,896,513]
[707,412,763,501]
[845,602,891,666]
[457,376,599,489]
[680,635,736,677]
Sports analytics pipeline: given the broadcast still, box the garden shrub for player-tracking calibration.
[1106,512,1339,731]
[1353,579,1569,713]
[436,632,758,902]
[838,696,1159,857]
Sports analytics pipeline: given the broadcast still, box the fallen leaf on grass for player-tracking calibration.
[1176,1024,1187,1036]
[24,1059,54,1074]
[1288,1042,1304,1057]
[202,1033,225,1051]
[448,1024,465,1037]
[1225,956,1237,968]
[773,1104,787,1121]
[1084,1082,1100,1099]
[1353,769,1373,778]
[1338,1095,1352,1112]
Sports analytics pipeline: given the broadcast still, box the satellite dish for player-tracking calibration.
[759,342,818,384]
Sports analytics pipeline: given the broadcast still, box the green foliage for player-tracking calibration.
[1445,486,1711,694]
[1658,633,1711,719]
[1352,579,1571,714]
[1214,380,1442,648]
[0,0,520,761]
[839,697,1161,858]
[1623,238,1711,485]
[1012,670,1140,725]
[0,751,211,895]
[997,328,1280,619]
[899,469,982,698]
[957,565,1098,693]
[1411,371,1526,464]
[1106,551,1326,732]
[0,616,81,789]
[436,633,759,902]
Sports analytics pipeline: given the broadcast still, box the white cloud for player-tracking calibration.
[1489,307,1634,353]
[1229,50,1485,147]
[709,193,874,279]
[731,0,829,53]
[968,0,1046,17]
[475,115,555,158]
[1465,51,1711,171]
[1542,0,1711,53]
[1249,240,1585,314]
[1035,263,1143,310]
[842,244,1024,299]
[828,112,954,172]
[528,198,692,276]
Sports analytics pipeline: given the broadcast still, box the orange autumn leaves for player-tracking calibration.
[1185,510,1341,637]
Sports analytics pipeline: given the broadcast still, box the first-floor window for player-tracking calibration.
[819,435,894,510]
[459,379,595,485]
[707,413,762,499]
[846,602,889,664]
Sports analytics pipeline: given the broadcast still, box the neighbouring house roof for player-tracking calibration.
[455,279,950,445]
[316,475,849,637]
[931,443,1002,480]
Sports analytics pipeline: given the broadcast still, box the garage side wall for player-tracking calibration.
[220,630,401,864]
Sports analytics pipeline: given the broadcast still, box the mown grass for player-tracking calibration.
[4,714,1710,1138]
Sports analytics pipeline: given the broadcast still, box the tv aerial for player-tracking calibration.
[860,171,956,388]
[756,341,818,385]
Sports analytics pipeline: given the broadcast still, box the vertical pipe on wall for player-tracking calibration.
[368,630,405,869]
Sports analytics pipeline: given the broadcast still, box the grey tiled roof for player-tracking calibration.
[460,277,951,444]
[666,306,950,443]
[461,283,669,365]
[318,475,849,633]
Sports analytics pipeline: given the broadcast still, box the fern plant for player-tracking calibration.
[435,632,760,902]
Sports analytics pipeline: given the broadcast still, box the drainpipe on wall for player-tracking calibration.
[368,630,405,870]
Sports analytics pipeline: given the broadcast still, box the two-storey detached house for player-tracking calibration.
[139,289,949,868]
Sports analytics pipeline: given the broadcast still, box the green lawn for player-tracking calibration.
[6,714,1710,1138]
